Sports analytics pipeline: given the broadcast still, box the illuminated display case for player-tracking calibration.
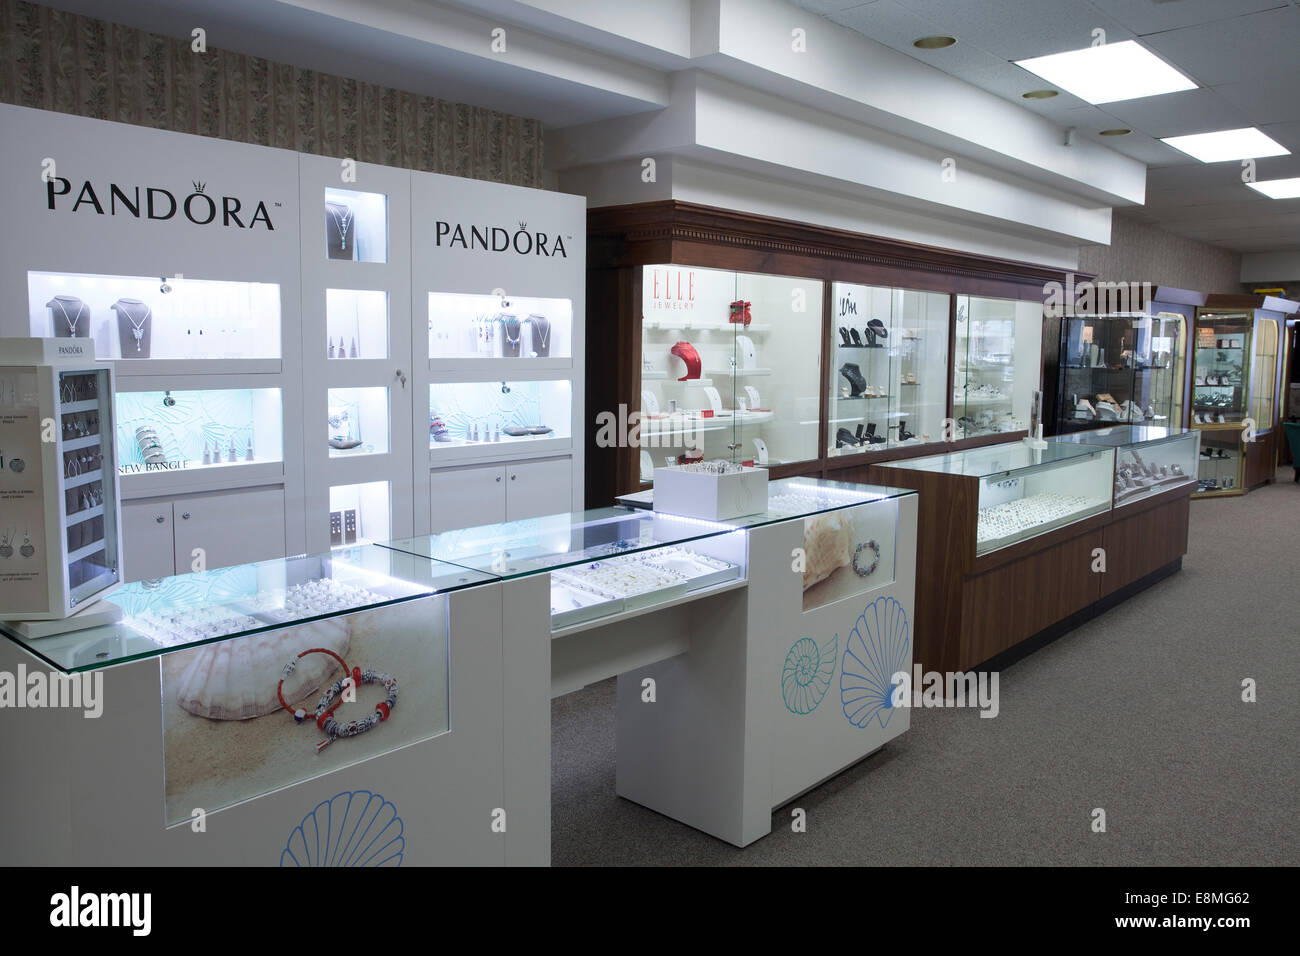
[1053,425,1200,507]
[639,264,822,476]
[954,295,1043,439]
[878,440,1113,555]
[428,292,573,364]
[428,379,571,453]
[115,387,283,477]
[1056,312,1186,433]
[828,282,949,456]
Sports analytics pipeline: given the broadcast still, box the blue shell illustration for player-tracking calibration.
[280,790,404,867]
[840,596,910,729]
[781,634,838,714]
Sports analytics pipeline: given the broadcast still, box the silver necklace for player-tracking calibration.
[53,298,86,336]
[531,315,551,350]
[120,302,151,351]
[327,204,353,250]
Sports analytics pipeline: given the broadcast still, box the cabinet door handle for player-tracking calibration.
[155,515,165,524]
[181,512,191,520]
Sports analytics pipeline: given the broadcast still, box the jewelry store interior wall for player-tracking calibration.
[0,0,545,188]
[1076,210,1243,296]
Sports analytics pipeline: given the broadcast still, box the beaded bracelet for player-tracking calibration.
[852,539,880,577]
[276,646,398,754]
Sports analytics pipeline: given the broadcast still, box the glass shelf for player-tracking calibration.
[28,270,281,361]
[115,388,283,475]
[0,547,492,673]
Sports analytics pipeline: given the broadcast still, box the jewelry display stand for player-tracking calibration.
[47,294,90,338]
[111,297,153,358]
[325,200,355,261]
[0,338,123,621]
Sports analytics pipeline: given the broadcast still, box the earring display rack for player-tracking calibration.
[0,343,123,620]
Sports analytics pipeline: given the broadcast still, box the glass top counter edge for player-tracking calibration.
[0,546,496,674]
[875,438,1109,479]
[382,479,916,579]
[1050,425,1198,450]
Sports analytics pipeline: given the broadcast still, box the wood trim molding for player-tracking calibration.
[588,201,1090,294]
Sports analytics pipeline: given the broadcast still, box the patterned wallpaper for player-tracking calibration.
[0,0,544,187]
[1077,211,1243,295]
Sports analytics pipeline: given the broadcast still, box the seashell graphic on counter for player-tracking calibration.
[174,617,350,720]
[280,790,404,867]
[840,596,910,729]
[781,634,838,715]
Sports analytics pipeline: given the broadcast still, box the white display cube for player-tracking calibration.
[652,465,768,521]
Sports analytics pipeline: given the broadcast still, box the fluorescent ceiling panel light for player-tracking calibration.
[1014,40,1195,104]
[1161,128,1289,163]
[1246,177,1300,199]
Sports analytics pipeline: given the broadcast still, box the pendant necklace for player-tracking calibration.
[328,205,353,251]
[54,298,86,337]
[124,303,151,351]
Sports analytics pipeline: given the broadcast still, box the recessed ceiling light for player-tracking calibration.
[1160,127,1290,163]
[1246,177,1300,199]
[1022,90,1058,99]
[1099,128,1132,136]
[913,35,957,49]
[1014,40,1196,104]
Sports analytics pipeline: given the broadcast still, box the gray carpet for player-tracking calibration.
[551,468,1300,866]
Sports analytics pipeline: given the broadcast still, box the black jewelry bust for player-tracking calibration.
[325,200,355,260]
[111,297,153,358]
[47,295,90,338]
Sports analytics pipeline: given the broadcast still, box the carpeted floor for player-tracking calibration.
[551,468,1300,866]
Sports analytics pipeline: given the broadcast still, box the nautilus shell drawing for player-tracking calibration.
[840,596,910,729]
[280,790,404,867]
[781,634,838,715]
[174,617,350,720]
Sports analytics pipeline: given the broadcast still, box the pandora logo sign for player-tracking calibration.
[45,175,276,230]
[433,219,568,257]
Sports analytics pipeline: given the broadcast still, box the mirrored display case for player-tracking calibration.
[640,264,821,474]
[954,295,1043,438]
[115,387,283,475]
[28,270,281,362]
[828,282,949,456]
[1053,425,1199,507]
[878,441,1113,555]
[1056,312,1185,432]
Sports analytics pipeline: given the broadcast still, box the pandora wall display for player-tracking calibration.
[428,292,573,363]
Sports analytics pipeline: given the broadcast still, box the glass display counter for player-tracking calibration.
[1052,425,1199,507]
[878,441,1113,555]
[1056,312,1185,431]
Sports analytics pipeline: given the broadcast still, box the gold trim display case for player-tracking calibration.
[586,201,1066,508]
[1190,294,1297,498]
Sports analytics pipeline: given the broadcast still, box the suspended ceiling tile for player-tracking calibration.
[1100,88,1249,139]
[1213,75,1300,126]
[1143,6,1300,87]
[884,0,1135,60]
[1088,0,1288,35]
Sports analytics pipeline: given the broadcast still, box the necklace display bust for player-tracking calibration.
[325,200,355,260]
[47,295,89,338]
[111,297,153,357]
